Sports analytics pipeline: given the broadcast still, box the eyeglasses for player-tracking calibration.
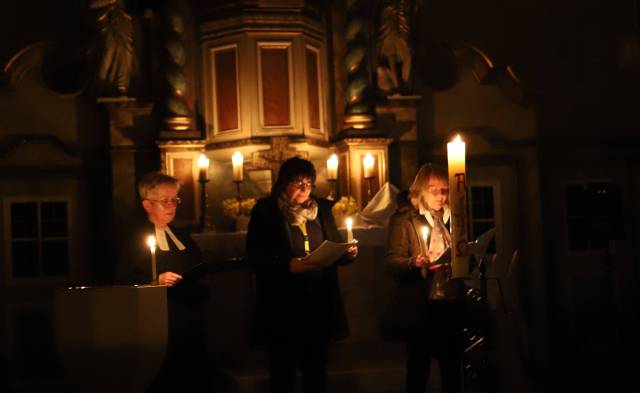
[146,197,182,207]
[291,180,315,191]
[426,187,449,196]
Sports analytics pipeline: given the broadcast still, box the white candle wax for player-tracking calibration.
[197,153,209,181]
[232,151,244,182]
[447,134,469,278]
[363,153,375,178]
[327,154,338,180]
[346,217,353,243]
[147,235,157,283]
[421,225,429,242]
[421,225,429,260]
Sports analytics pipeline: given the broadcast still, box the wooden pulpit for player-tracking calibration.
[54,285,168,393]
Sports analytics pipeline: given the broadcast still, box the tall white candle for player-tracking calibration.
[447,134,469,278]
[147,235,157,283]
[363,153,375,178]
[232,151,244,182]
[327,154,338,180]
[197,153,209,181]
[346,217,353,243]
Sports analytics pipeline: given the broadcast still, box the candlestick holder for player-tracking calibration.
[198,178,210,233]
[364,176,374,203]
[327,179,337,201]
[233,180,242,203]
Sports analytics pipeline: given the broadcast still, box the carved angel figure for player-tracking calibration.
[90,0,134,96]
[376,0,420,95]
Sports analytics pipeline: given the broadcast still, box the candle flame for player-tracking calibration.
[327,154,338,169]
[197,153,209,169]
[421,226,429,241]
[147,235,156,251]
[346,217,353,230]
[232,151,243,166]
[363,152,374,168]
[453,134,462,143]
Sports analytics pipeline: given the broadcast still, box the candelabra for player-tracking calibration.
[364,175,374,203]
[327,179,337,201]
[233,180,242,203]
[198,177,209,233]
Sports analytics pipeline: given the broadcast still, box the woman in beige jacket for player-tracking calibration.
[384,163,464,393]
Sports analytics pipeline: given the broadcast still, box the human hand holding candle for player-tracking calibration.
[197,153,209,181]
[232,151,244,182]
[158,271,183,287]
[147,235,157,284]
[346,217,354,243]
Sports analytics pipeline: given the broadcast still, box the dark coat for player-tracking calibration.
[245,196,351,342]
[115,218,210,391]
[116,219,207,305]
[382,204,459,339]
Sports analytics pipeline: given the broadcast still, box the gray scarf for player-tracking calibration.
[278,193,319,226]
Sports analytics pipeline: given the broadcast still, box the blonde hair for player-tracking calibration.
[408,163,448,210]
[138,171,181,200]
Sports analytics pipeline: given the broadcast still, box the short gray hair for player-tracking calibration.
[408,163,447,210]
[138,171,180,200]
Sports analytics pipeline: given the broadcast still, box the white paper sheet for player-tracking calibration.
[305,240,357,267]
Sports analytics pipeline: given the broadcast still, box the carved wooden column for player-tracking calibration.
[159,0,194,134]
[376,95,421,190]
[342,0,375,131]
[99,97,155,227]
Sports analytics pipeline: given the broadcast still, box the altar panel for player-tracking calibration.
[192,226,396,366]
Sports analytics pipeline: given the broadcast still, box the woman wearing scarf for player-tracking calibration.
[385,164,465,393]
[246,157,358,393]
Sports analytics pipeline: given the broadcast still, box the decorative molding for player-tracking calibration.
[204,136,331,151]
[257,41,294,129]
[211,44,241,135]
[3,41,54,87]
[200,13,325,42]
[251,136,308,180]
[448,41,531,105]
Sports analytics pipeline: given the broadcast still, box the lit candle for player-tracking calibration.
[147,235,157,284]
[197,153,209,181]
[346,217,353,243]
[232,151,244,182]
[421,225,430,263]
[421,225,429,242]
[363,152,375,178]
[447,134,469,278]
[327,154,338,181]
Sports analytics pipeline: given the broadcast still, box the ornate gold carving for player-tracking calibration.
[251,137,308,179]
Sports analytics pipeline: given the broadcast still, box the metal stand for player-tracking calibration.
[365,176,374,202]
[233,180,243,215]
[198,178,209,232]
[327,179,337,201]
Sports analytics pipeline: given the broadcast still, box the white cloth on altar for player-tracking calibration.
[352,182,399,228]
